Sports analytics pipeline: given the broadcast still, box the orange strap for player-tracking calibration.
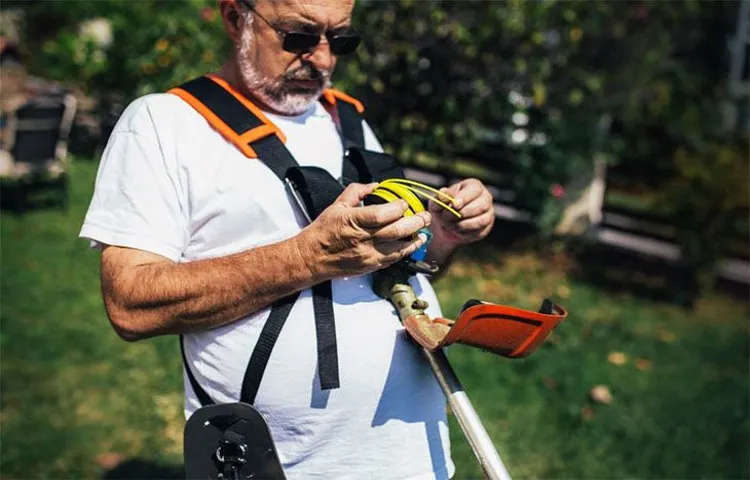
[168,76,366,158]
[321,89,365,113]
[167,74,286,158]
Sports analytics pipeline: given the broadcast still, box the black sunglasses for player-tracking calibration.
[241,3,361,56]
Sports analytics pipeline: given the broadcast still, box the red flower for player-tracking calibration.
[200,7,216,22]
[635,5,648,20]
[551,184,565,198]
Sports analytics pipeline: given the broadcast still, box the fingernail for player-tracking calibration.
[418,232,428,243]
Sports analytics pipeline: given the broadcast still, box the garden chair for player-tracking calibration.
[0,93,77,213]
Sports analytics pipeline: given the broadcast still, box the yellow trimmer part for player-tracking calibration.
[370,189,415,216]
[374,183,425,214]
[380,179,462,219]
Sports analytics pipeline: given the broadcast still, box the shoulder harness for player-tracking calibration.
[169,74,401,408]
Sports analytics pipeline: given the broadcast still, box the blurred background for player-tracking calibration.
[0,0,748,478]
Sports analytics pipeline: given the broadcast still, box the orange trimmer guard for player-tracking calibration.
[402,299,567,358]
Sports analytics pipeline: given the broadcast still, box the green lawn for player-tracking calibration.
[1,159,748,479]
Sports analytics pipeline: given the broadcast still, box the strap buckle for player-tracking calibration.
[216,440,247,480]
[215,440,247,465]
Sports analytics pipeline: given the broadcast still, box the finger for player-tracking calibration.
[450,179,485,210]
[352,199,409,228]
[451,192,494,219]
[429,180,484,215]
[375,233,428,265]
[452,210,495,235]
[372,211,431,242]
[335,182,379,207]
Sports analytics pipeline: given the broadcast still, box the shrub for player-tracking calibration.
[662,133,749,289]
[13,0,227,100]
[11,0,745,266]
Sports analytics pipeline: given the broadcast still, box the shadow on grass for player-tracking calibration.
[569,238,749,307]
[0,178,69,215]
[102,458,184,479]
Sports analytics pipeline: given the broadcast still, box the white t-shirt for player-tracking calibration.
[80,92,455,479]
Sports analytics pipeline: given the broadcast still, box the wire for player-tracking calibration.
[377,179,463,219]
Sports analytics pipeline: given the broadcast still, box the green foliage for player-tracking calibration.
[661,134,749,287]
[342,0,745,266]
[345,1,734,208]
[17,0,227,99]
[12,0,745,268]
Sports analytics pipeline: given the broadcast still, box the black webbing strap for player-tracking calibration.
[311,281,339,390]
[177,76,266,135]
[174,76,341,407]
[180,334,215,406]
[240,292,301,404]
[249,134,298,179]
[335,100,366,184]
[248,135,340,395]
[336,101,366,149]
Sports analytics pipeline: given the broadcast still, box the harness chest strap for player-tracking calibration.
[170,75,368,406]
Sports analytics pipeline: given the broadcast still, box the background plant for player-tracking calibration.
[8,0,747,286]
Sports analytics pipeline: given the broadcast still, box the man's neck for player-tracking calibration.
[215,60,289,116]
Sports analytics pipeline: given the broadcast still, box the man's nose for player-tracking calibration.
[303,39,335,72]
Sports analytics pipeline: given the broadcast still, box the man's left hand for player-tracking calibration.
[428,178,495,249]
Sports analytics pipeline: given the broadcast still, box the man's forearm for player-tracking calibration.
[102,237,319,340]
[101,183,432,341]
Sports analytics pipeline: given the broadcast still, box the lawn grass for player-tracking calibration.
[1,159,748,479]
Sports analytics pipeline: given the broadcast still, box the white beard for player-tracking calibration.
[237,20,331,115]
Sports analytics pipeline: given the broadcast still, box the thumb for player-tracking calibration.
[336,182,378,207]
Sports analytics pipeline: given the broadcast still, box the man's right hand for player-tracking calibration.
[295,182,431,280]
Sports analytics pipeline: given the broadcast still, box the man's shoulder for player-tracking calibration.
[111,92,205,139]
[138,91,197,111]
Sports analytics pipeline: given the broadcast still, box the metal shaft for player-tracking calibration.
[377,274,512,480]
[422,348,512,480]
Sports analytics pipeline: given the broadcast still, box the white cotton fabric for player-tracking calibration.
[80,93,454,479]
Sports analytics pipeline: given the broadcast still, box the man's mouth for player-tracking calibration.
[283,77,325,94]
[283,63,328,88]
[288,78,320,86]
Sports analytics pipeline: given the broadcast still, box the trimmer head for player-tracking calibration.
[403,299,567,358]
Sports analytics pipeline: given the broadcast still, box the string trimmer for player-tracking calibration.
[368,179,567,480]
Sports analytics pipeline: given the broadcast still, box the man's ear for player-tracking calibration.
[219,0,244,43]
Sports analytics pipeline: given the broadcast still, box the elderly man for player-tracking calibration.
[80,0,495,477]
